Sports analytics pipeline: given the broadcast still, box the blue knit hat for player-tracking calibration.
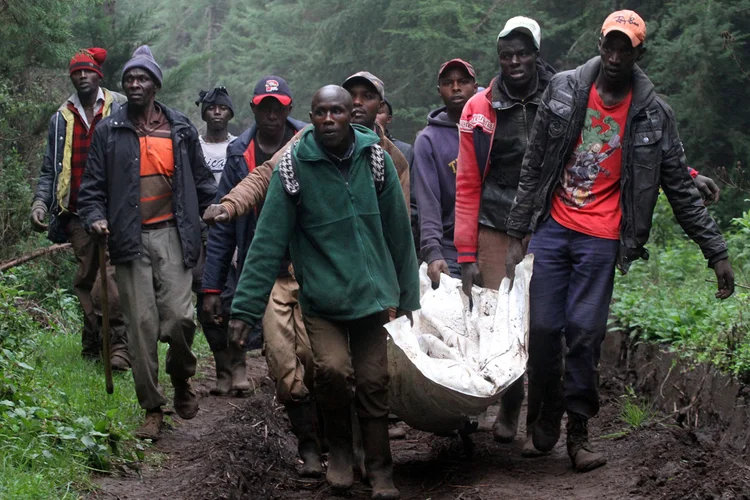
[121,45,163,87]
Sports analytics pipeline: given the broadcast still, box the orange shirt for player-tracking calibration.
[134,105,175,225]
[550,85,632,240]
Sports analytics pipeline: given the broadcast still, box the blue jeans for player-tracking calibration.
[528,218,618,418]
[444,257,462,279]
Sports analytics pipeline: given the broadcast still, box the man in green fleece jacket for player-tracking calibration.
[229,85,418,500]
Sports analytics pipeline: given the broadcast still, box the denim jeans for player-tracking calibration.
[528,217,619,418]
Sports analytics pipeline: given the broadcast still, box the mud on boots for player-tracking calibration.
[566,412,606,472]
[225,85,418,498]
[286,401,324,478]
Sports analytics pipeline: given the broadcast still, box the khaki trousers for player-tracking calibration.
[304,311,390,419]
[115,226,196,410]
[477,224,534,424]
[262,275,314,404]
[66,214,127,359]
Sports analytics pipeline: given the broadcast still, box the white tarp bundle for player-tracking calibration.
[385,255,533,434]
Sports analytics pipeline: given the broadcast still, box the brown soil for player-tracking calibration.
[89,352,750,500]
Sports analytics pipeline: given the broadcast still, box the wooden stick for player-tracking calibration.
[99,245,114,395]
[0,243,72,272]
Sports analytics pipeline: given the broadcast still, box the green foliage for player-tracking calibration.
[611,195,750,378]
[618,387,655,429]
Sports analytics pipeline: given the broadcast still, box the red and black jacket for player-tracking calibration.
[202,117,306,294]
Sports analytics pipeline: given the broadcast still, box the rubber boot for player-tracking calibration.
[136,408,164,440]
[492,377,524,443]
[522,371,546,458]
[171,377,199,419]
[286,402,323,478]
[210,349,233,396]
[532,375,565,452]
[321,407,354,490]
[359,417,400,500]
[228,345,251,392]
[352,407,367,476]
[567,412,607,472]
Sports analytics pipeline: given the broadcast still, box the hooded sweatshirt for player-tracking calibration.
[413,106,460,264]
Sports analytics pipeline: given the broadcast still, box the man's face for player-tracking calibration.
[376,107,391,130]
[70,69,101,96]
[251,98,291,136]
[437,67,477,113]
[310,95,351,150]
[497,34,537,91]
[203,104,232,130]
[122,68,158,107]
[346,82,382,129]
[598,32,642,85]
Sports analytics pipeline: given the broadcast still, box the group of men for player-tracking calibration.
[31,9,735,499]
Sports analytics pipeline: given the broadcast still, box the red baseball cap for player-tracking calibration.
[252,76,293,106]
[438,59,476,80]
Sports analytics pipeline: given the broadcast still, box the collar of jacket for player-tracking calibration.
[109,101,191,132]
[57,87,119,118]
[573,57,656,115]
[295,123,379,163]
[227,117,308,158]
[490,58,556,110]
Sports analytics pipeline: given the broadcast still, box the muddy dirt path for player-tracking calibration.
[90,352,750,500]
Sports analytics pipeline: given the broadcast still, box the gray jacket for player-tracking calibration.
[506,57,728,272]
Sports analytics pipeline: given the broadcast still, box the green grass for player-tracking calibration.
[610,195,750,378]
[0,273,212,499]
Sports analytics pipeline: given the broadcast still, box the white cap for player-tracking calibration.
[497,16,541,50]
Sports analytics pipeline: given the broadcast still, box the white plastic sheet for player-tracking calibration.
[386,255,533,433]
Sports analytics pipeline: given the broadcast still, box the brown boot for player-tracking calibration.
[359,417,400,500]
[321,407,354,490]
[566,412,607,472]
[210,349,233,396]
[110,351,130,371]
[172,377,199,419]
[492,378,524,443]
[136,409,163,440]
[228,346,251,392]
[286,402,323,478]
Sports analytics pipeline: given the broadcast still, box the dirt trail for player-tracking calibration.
[90,353,750,500]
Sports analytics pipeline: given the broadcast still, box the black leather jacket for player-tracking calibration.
[78,102,217,267]
[506,57,728,272]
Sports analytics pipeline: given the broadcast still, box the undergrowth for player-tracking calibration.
[0,257,210,499]
[611,194,750,379]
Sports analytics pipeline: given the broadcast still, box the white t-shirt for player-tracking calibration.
[200,134,237,184]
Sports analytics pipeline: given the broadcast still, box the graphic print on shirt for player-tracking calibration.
[557,109,622,208]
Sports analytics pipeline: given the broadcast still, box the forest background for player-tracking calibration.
[1,1,750,496]
[3,0,750,257]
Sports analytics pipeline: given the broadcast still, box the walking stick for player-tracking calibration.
[98,244,114,395]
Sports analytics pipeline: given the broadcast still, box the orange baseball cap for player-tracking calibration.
[601,10,647,47]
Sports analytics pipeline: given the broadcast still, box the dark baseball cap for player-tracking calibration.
[438,59,476,80]
[252,75,292,106]
[342,71,385,100]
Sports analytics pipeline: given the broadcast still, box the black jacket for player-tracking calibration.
[78,102,217,267]
[506,57,728,272]
[480,59,555,231]
[202,117,307,293]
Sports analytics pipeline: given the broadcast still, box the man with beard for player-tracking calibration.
[30,48,129,369]
[228,85,418,499]
[78,45,216,440]
[504,11,734,471]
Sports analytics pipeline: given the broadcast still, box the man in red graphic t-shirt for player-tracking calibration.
[504,10,734,473]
